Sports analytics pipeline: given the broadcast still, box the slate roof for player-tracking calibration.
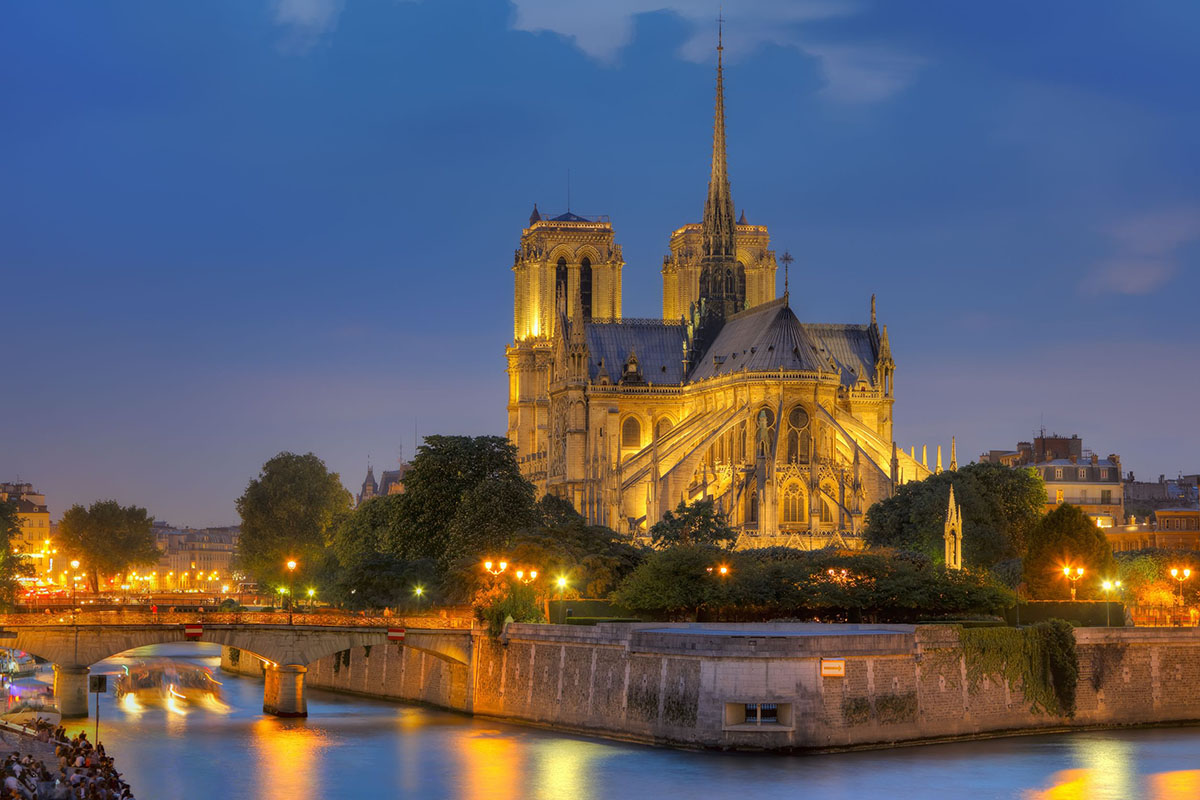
[687,298,878,386]
[585,319,687,384]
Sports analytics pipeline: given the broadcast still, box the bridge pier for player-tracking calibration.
[263,664,307,717]
[53,665,90,718]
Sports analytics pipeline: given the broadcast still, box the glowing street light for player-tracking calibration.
[515,569,538,584]
[1170,568,1192,604]
[1101,579,1123,627]
[483,560,508,576]
[285,559,297,622]
[1062,566,1085,601]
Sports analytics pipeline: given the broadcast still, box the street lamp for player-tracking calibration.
[414,586,424,606]
[1062,566,1085,601]
[515,569,538,584]
[483,560,508,576]
[1170,568,1192,604]
[285,560,297,623]
[1101,580,1123,627]
[70,560,81,608]
[306,587,315,612]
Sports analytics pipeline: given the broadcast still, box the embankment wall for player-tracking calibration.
[221,624,1200,750]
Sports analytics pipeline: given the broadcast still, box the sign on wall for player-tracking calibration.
[820,658,846,678]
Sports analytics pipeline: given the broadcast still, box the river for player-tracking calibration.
[29,644,1200,799]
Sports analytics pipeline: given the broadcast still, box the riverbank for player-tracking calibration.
[221,623,1200,753]
[0,718,135,798]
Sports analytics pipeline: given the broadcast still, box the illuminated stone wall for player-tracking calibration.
[224,625,1200,751]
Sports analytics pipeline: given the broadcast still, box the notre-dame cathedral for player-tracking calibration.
[505,35,936,548]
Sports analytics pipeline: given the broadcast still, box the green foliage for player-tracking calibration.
[876,692,918,724]
[865,462,1046,568]
[612,546,1013,621]
[961,620,1078,716]
[1022,504,1116,600]
[649,498,736,550]
[323,553,438,611]
[235,452,352,587]
[0,502,33,609]
[476,582,544,636]
[1115,548,1200,607]
[841,696,871,725]
[330,494,404,569]
[57,500,159,592]
[389,436,536,565]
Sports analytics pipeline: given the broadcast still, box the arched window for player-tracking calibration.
[621,417,642,449]
[555,257,568,306]
[820,497,834,524]
[580,257,592,319]
[785,405,810,464]
[747,490,758,524]
[736,263,746,302]
[725,267,735,293]
[655,418,673,440]
[782,483,804,523]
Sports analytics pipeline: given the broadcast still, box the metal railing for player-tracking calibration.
[0,610,476,629]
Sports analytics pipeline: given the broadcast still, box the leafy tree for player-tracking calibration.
[236,452,352,588]
[323,553,438,612]
[57,500,159,593]
[0,502,33,608]
[476,582,544,636]
[865,462,1046,568]
[1022,504,1115,600]
[388,436,534,563]
[443,473,538,564]
[649,498,736,550]
[1115,548,1200,607]
[610,545,732,619]
[330,494,404,569]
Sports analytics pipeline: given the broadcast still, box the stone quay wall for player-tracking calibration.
[222,624,1200,751]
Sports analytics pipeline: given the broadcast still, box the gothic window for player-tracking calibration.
[580,257,593,319]
[555,258,568,307]
[785,405,810,463]
[747,490,758,524]
[725,267,735,293]
[700,267,710,297]
[656,418,673,440]
[737,262,746,301]
[820,498,834,524]
[782,482,804,523]
[621,416,642,449]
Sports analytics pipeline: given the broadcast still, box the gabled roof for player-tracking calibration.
[688,298,831,381]
[802,323,879,387]
[585,319,686,384]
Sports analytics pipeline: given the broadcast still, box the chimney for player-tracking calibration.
[1069,455,1078,464]
[1091,453,1098,466]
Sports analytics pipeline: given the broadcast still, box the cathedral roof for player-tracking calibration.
[803,322,880,387]
[585,319,687,384]
[688,297,827,381]
[549,211,593,222]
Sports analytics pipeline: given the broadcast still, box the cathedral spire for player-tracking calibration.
[700,17,738,303]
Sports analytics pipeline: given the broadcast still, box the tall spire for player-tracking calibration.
[700,15,739,313]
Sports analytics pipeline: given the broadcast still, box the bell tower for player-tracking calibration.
[507,208,624,491]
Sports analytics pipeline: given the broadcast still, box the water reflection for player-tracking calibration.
[531,738,608,800]
[251,719,326,800]
[457,730,521,800]
[1148,771,1200,799]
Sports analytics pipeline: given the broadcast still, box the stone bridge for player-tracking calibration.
[0,618,474,718]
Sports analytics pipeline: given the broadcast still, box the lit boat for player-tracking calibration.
[114,662,223,709]
[2,680,60,726]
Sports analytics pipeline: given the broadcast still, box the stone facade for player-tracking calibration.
[504,43,931,548]
[224,623,1200,752]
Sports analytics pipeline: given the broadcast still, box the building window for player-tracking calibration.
[1101,490,1112,504]
[1055,468,1063,480]
[555,257,567,305]
[782,483,804,524]
[725,702,790,728]
[1078,468,1087,480]
[655,418,673,440]
[1100,468,1109,479]
[621,417,641,449]
[580,257,592,319]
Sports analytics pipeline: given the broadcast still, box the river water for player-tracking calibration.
[32,644,1200,799]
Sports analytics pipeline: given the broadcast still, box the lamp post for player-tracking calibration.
[70,560,80,608]
[483,560,508,576]
[1170,568,1192,605]
[554,576,567,624]
[1101,580,1123,627]
[286,560,297,624]
[306,588,315,612]
[515,569,538,584]
[1063,566,1084,601]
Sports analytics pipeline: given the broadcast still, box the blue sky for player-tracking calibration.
[3,1,1198,526]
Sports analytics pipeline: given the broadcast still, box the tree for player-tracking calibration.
[1022,504,1116,600]
[610,545,732,619]
[330,494,404,569]
[387,436,535,563]
[0,502,33,609]
[443,472,538,564]
[649,498,736,550]
[236,452,352,588]
[323,553,438,612]
[57,500,159,592]
[1116,548,1200,607]
[865,462,1046,568]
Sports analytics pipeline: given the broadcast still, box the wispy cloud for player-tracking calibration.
[271,0,345,53]
[1084,208,1200,295]
[509,0,922,103]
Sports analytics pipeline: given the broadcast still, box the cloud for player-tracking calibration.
[1084,208,1200,295]
[271,0,345,52]
[509,0,922,103]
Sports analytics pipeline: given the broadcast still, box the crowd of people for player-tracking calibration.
[0,720,133,799]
